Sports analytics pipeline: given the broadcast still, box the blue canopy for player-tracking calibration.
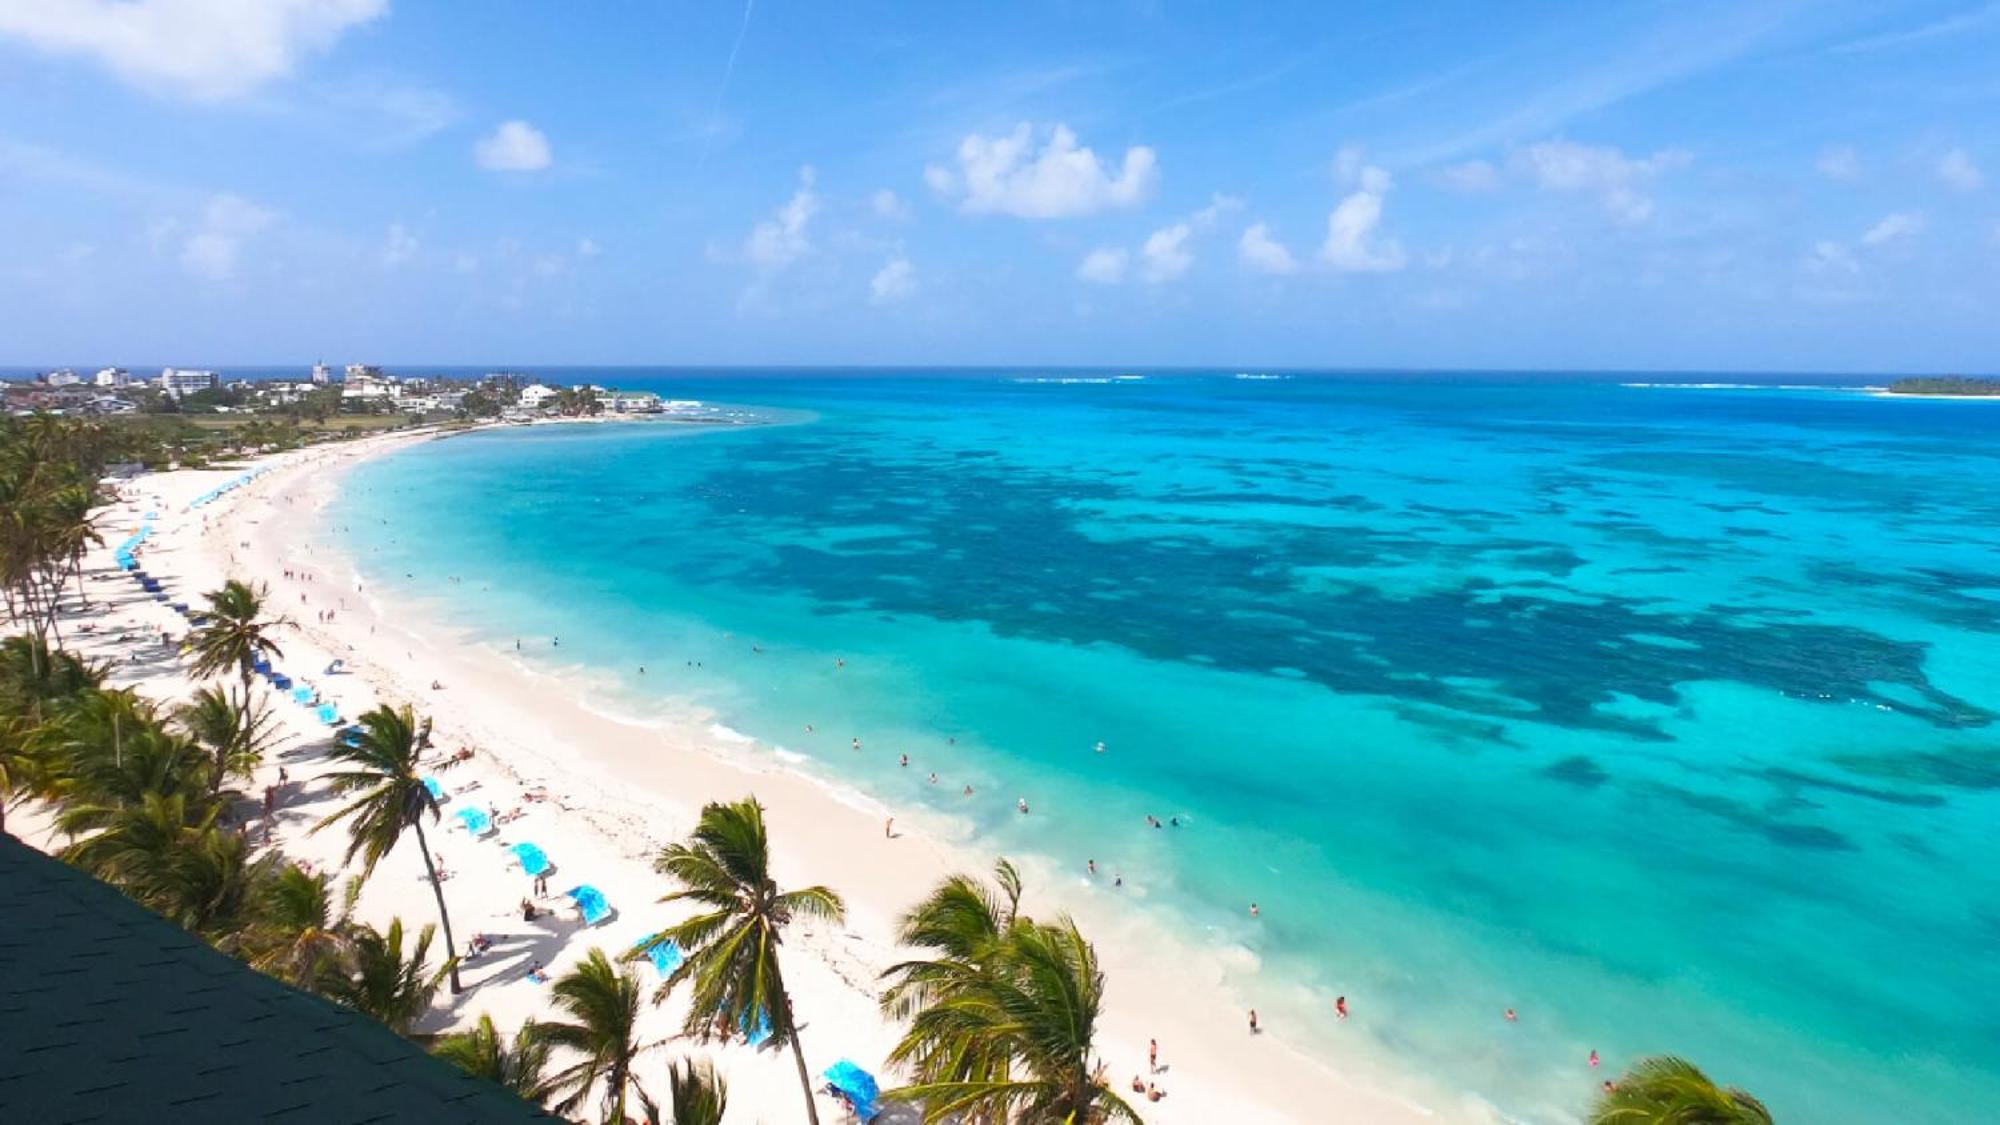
[511,841,550,876]
[641,935,683,976]
[269,674,293,691]
[822,1060,881,1120]
[454,807,493,835]
[292,685,315,704]
[743,1006,772,1047]
[316,703,340,725]
[422,776,446,801]
[567,884,611,925]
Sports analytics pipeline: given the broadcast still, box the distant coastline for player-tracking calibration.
[1876,376,2000,399]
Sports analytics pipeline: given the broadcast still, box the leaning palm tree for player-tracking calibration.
[887,918,1139,1124]
[538,949,650,1123]
[188,578,287,690]
[244,864,358,988]
[433,1013,555,1106]
[175,684,277,796]
[1590,1056,1773,1124]
[314,703,461,992]
[321,916,445,1034]
[632,797,845,1125]
[664,1059,728,1125]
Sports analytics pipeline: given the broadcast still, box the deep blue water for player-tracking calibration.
[331,371,2000,1123]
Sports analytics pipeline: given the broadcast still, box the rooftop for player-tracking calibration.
[0,834,552,1124]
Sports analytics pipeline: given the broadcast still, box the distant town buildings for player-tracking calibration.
[93,367,130,387]
[518,383,559,410]
[42,369,82,387]
[344,363,383,381]
[311,362,334,384]
[157,368,220,398]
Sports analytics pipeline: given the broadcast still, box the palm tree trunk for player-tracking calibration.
[786,1001,822,1125]
[412,819,463,993]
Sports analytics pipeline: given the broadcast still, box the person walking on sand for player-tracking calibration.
[1148,1038,1159,1073]
[1249,1009,1260,1034]
[885,817,894,838]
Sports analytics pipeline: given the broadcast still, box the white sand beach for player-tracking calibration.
[22,425,1465,1124]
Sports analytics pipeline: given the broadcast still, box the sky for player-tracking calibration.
[0,1,1995,374]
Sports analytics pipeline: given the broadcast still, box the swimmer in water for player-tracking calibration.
[1249,902,1260,918]
[1589,1050,1600,1068]
[1335,996,1348,1020]
[899,754,908,768]
[1017,798,1030,814]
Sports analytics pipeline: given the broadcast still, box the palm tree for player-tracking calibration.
[315,703,461,992]
[633,797,845,1125]
[664,1059,728,1125]
[1590,1056,1773,1124]
[245,865,358,988]
[433,1014,555,1105]
[322,916,446,1034]
[886,918,1137,1124]
[538,949,650,1123]
[187,578,287,691]
[39,693,212,837]
[61,791,276,940]
[175,684,277,796]
[880,858,1023,1022]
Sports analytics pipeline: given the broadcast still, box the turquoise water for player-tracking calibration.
[332,372,2000,1123]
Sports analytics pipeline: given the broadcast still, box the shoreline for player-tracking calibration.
[35,423,1462,1124]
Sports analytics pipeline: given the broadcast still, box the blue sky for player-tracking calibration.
[0,1,1995,373]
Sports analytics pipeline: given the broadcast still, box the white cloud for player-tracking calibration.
[1514,140,1689,224]
[1191,192,1244,229]
[1816,146,1861,181]
[1937,148,1983,192]
[1803,240,1859,276]
[474,120,552,172]
[179,193,276,280]
[0,0,385,101]
[743,166,819,269]
[1860,211,1925,245]
[1140,223,1193,283]
[382,222,417,268]
[1076,247,1129,284]
[871,189,911,221]
[1238,222,1298,275]
[1440,159,1502,192]
[869,257,916,304]
[576,237,601,258]
[926,123,1157,218]
[1320,165,1405,272]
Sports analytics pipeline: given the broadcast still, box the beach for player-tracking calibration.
[20,423,1452,1125]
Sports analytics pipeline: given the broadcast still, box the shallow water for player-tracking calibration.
[333,371,2000,1123]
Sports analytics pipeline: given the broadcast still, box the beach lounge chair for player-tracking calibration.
[422,776,447,802]
[453,807,495,836]
[510,842,551,876]
[566,884,612,926]
[641,934,683,977]
[822,1060,882,1121]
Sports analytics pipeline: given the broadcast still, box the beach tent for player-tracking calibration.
[253,659,272,675]
[336,725,363,747]
[269,674,293,691]
[742,1006,772,1047]
[822,1060,882,1121]
[422,777,446,802]
[453,807,494,836]
[292,686,316,705]
[566,885,612,926]
[640,935,683,977]
[316,703,340,726]
[510,842,551,876]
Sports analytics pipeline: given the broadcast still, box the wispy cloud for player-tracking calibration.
[926,123,1157,219]
[1828,3,2000,54]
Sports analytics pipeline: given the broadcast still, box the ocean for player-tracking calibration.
[329,370,2000,1123]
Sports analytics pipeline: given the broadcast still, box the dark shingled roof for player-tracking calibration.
[0,834,555,1123]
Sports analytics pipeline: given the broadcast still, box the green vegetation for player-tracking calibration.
[1590,1055,1773,1124]
[1884,376,2000,396]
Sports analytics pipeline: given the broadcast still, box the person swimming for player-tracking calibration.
[1335,996,1348,1019]
[1018,797,1030,814]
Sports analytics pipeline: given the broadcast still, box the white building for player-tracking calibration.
[518,383,559,410]
[344,363,383,381]
[311,362,334,384]
[341,372,400,402]
[158,368,220,397]
[607,391,663,414]
[94,367,130,387]
[43,369,82,387]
